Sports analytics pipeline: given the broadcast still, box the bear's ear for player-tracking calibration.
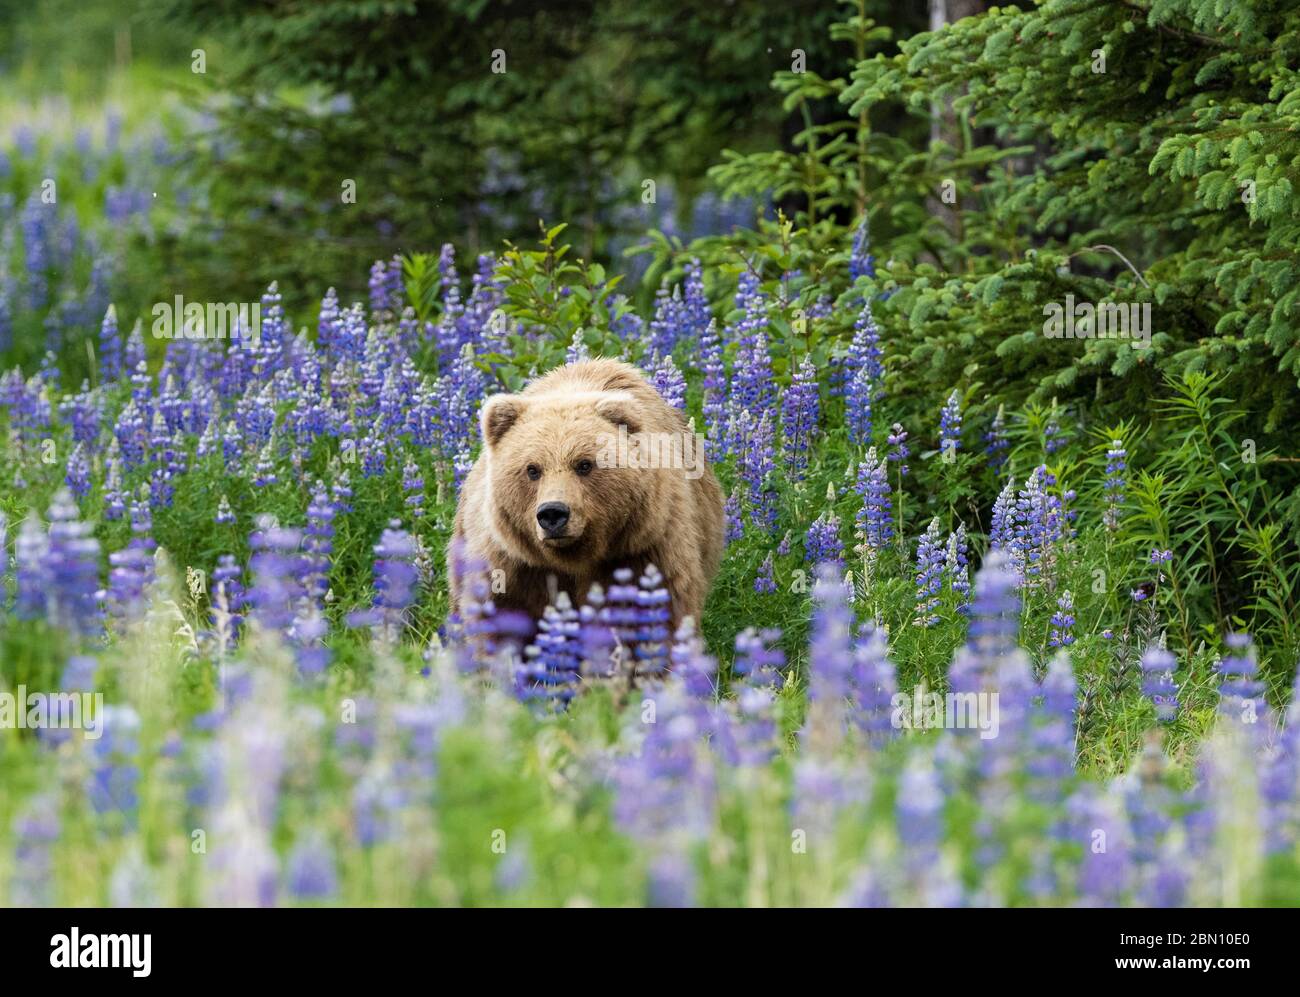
[594,392,642,435]
[481,394,525,448]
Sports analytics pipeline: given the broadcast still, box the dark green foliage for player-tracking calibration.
[151,0,914,311]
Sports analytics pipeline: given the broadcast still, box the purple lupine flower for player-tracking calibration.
[1044,405,1066,454]
[887,422,909,476]
[302,484,336,605]
[1011,465,1060,587]
[852,624,898,746]
[252,439,278,488]
[366,258,394,320]
[804,563,856,743]
[726,333,775,457]
[963,549,1021,663]
[1028,653,1077,794]
[984,404,1009,476]
[938,389,962,460]
[65,443,91,499]
[106,542,153,626]
[517,592,582,707]
[87,704,141,819]
[349,520,420,644]
[215,494,236,525]
[805,513,844,570]
[402,457,425,515]
[912,517,944,628]
[358,430,386,479]
[114,398,148,469]
[1048,590,1076,648]
[1217,632,1264,721]
[725,271,774,450]
[671,619,718,699]
[989,478,1015,550]
[10,794,60,907]
[680,258,711,338]
[14,515,50,620]
[286,831,339,901]
[732,627,785,688]
[846,363,874,446]
[699,319,726,458]
[896,750,944,858]
[848,215,875,282]
[945,524,970,611]
[649,352,686,411]
[1140,644,1179,723]
[247,517,305,635]
[725,682,778,768]
[45,489,102,635]
[107,500,157,619]
[0,510,8,610]
[565,328,589,364]
[841,300,884,398]
[781,354,820,477]
[610,686,715,846]
[648,283,687,357]
[331,470,353,514]
[318,287,341,351]
[1072,788,1132,907]
[627,564,673,681]
[221,419,244,474]
[753,552,777,594]
[98,304,122,385]
[737,410,778,534]
[1103,440,1126,531]
[124,322,146,380]
[210,554,247,644]
[854,447,893,554]
[723,490,743,544]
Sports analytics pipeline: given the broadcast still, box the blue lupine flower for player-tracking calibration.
[938,389,962,459]
[848,215,875,283]
[854,447,893,553]
[945,524,971,611]
[287,831,339,901]
[1141,645,1179,723]
[984,405,1009,476]
[736,410,778,534]
[805,513,844,569]
[1103,440,1126,530]
[518,592,582,707]
[852,624,898,746]
[912,517,945,628]
[65,443,91,499]
[723,490,743,544]
[98,305,123,385]
[649,352,687,411]
[886,422,909,476]
[1048,590,1076,647]
[781,355,820,477]
[700,319,726,457]
[1044,405,1066,454]
[1217,632,1263,719]
[733,627,786,688]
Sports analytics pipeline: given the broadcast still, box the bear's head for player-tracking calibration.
[478,388,651,569]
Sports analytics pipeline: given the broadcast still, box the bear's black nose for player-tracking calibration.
[536,502,570,534]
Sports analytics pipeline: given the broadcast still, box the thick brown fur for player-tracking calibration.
[450,358,725,631]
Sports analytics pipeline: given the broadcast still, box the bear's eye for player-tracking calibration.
[525,464,542,481]
[574,459,594,477]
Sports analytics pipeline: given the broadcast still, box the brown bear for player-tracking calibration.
[450,357,725,633]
